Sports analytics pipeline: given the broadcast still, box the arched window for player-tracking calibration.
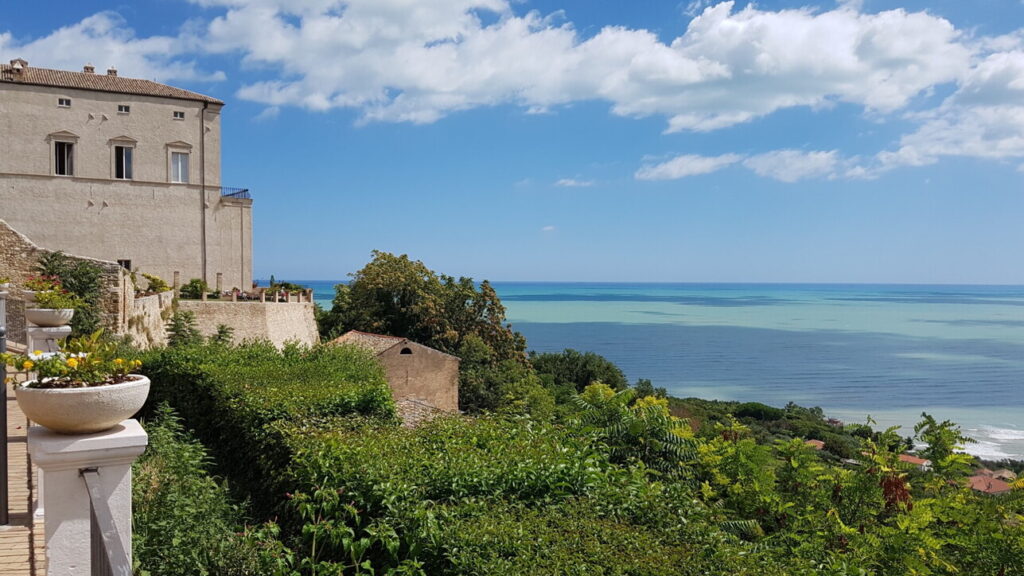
[400,347,413,355]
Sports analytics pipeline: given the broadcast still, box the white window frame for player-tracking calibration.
[172,110,185,120]
[166,141,193,184]
[54,141,75,176]
[171,151,190,184]
[114,145,134,180]
[108,137,138,181]
[117,104,130,114]
[57,98,71,108]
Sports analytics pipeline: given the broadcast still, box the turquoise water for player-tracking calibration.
[298,281,1024,459]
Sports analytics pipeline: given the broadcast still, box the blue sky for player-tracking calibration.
[4,0,1024,283]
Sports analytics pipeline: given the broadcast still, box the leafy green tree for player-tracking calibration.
[632,378,666,399]
[210,324,235,346]
[166,311,202,347]
[530,349,629,392]
[914,412,975,478]
[319,251,530,413]
[573,382,694,475]
[179,278,209,300]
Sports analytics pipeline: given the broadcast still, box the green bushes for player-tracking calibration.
[278,415,774,575]
[179,278,209,299]
[134,405,288,576]
[141,341,395,516]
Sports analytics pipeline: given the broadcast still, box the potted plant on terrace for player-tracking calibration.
[26,289,82,327]
[2,331,149,434]
[0,276,11,290]
[22,275,62,303]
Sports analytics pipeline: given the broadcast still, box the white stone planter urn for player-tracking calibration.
[25,307,75,327]
[16,376,151,434]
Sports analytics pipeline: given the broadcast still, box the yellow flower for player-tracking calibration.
[22,360,34,371]
[114,358,124,365]
[66,358,79,368]
[132,360,142,368]
[33,350,43,356]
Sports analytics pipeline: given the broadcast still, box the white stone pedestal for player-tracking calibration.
[28,420,148,576]
[26,325,72,353]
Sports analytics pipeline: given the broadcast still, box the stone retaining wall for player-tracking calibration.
[123,290,175,348]
[177,300,319,349]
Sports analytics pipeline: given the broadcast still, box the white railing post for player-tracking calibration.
[28,420,148,576]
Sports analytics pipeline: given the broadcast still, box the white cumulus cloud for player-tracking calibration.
[187,0,971,130]
[635,153,742,180]
[0,12,221,83]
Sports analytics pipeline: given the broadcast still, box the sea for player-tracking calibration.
[297,281,1024,460]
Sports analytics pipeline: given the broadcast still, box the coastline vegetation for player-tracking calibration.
[129,251,1024,575]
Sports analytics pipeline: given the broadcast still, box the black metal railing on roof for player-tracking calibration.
[218,186,251,199]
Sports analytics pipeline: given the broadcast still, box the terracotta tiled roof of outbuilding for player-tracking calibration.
[1,61,223,105]
[330,330,408,355]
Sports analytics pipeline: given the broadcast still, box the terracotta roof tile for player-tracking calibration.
[1,62,223,104]
[329,330,406,355]
[967,474,1012,494]
[898,454,931,466]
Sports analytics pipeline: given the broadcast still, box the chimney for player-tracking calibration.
[83,63,95,74]
[9,58,27,74]
[107,66,117,77]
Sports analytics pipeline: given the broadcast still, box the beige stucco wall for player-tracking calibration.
[0,82,220,184]
[123,290,175,349]
[0,219,125,344]
[377,342,460,412]
[176,300,319,349]
[0,79,252,290]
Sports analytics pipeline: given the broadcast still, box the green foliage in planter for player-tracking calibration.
[134,404,289,576]
[31,289,84,310]
[179,278,209,299]
[35,251,104,336]
[141,342,395,518]
[142,273,170,294]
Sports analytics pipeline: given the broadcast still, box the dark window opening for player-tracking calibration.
[400,347,413,355]
[55,142,74,175]
[117,259,132,271]
[115,146,133,179]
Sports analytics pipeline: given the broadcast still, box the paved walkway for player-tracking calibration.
[0,366,46,576]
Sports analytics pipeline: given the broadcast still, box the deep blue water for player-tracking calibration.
[283,280,1024,458]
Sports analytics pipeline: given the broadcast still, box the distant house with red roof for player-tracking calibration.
[805,439,825,451]
[898,453,932,471]
[329,330,460,415]
[967,474,1013,495]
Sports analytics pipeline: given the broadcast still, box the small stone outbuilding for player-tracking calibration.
[330,330,460,413]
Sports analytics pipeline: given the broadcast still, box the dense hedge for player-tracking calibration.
[141,341,395,516]
[275,416,789,575]
[133,405,291,576]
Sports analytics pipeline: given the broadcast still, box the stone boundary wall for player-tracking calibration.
[124,290,175,349]
[0,219,124,344]
[177,300,319,349]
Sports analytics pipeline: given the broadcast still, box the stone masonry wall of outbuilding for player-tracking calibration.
[377,341,460,412]
[176,300,319,349]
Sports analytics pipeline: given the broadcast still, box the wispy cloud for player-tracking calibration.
[635,153,742,181]
[743,150,840,183]
[541,225,556,232]
[555,178,594,187]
